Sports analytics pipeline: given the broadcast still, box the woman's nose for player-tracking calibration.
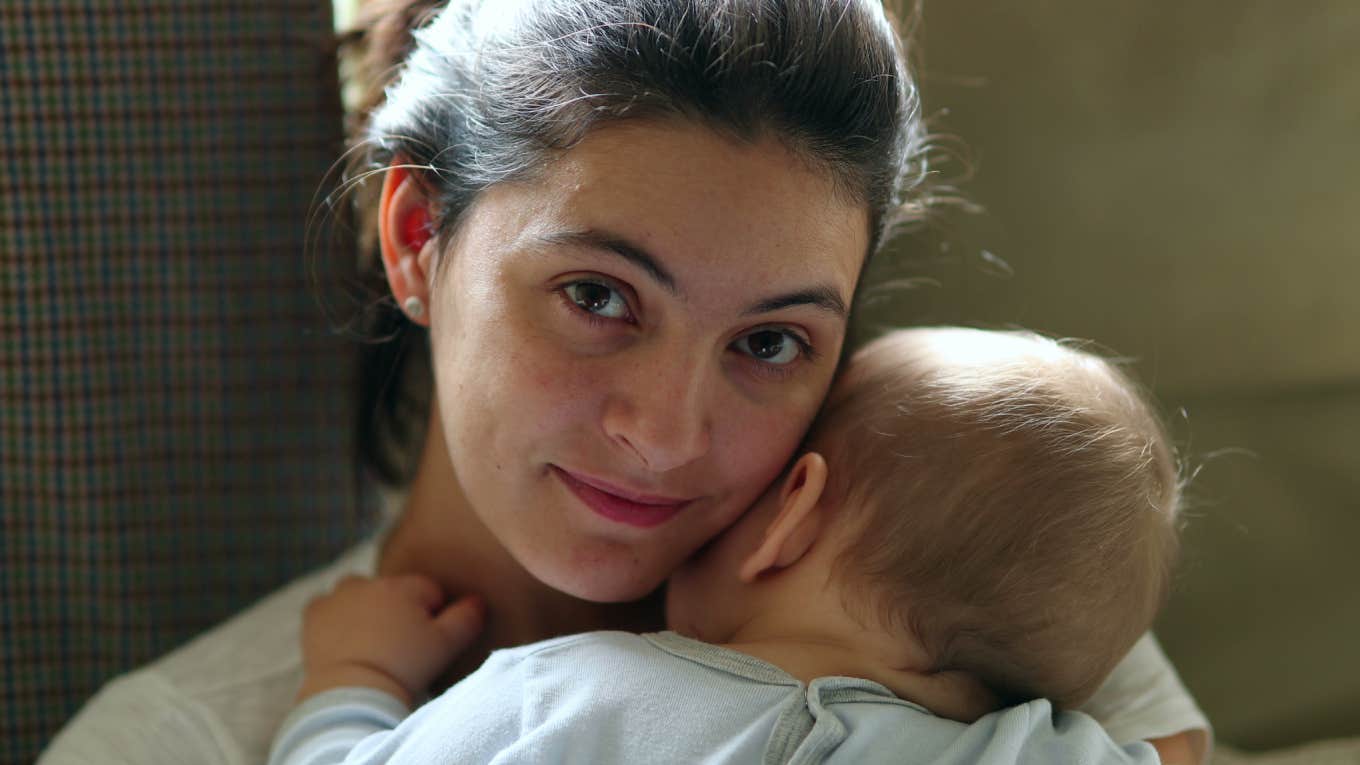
[601,352,713,474]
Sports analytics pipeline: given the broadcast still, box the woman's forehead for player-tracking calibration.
[501,121,870,298]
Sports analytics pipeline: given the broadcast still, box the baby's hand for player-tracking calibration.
[296,574,484,706]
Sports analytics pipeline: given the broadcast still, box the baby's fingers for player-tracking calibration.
[390,573,445,612]
[432,595,485,659]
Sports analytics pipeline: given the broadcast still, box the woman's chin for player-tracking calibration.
[561,570,665,604]
[531,549,670,604]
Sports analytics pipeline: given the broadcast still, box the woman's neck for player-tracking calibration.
[376,402,662,685]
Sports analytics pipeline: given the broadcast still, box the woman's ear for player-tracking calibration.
[378,162,436,327]
[738,453,830,583]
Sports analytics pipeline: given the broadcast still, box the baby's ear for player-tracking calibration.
[738,453,830,583]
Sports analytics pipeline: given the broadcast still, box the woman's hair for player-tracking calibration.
[808,327,1183,710]
[334,0,931,486]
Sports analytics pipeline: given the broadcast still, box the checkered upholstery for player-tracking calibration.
[0,3,379,762]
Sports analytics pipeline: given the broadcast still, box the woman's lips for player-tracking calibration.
[551,466,692,528]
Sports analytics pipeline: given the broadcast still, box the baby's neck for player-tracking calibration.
[723,634,898,688]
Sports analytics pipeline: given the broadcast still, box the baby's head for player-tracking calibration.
[667,327,1181,710]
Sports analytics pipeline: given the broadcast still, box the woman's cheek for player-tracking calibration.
[712,399,812,511]
[493,330,599,444]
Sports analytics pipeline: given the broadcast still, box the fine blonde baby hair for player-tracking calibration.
[809,327,1181,710]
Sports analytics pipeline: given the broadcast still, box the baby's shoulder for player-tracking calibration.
[499,630,653,662]
[480,630,696,693]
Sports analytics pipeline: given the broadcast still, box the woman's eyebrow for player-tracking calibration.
[741,287,847,319]
[538,228,845,319]
[538,229,680,297]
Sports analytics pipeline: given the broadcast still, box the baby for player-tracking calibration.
[269,327,1181,764]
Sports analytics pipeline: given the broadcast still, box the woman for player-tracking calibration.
[41,1,1208,763]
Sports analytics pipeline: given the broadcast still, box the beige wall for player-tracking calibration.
[856,1,1360,750]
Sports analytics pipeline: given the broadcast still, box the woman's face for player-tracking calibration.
[425,120,870,602]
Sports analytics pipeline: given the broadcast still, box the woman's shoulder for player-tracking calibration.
[39,538,381,765]
[38,669,241,764]
[156,539,380,687]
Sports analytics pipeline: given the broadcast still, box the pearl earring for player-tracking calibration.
[403,296,425,320]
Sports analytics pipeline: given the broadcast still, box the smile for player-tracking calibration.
[551,466,693,528]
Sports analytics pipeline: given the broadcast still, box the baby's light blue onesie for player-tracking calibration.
[269,630,1160,764]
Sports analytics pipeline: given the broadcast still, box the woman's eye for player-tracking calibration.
[563,281,630,320]
[736,329,804,366]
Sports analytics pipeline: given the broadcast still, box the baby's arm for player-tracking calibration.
[294,574,484,706]
[268,575,484,765]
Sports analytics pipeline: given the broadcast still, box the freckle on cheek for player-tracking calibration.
[521,357,557,391]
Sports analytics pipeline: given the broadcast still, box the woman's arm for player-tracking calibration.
[1081,633,1212,765]
[1149,730,1209,765]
